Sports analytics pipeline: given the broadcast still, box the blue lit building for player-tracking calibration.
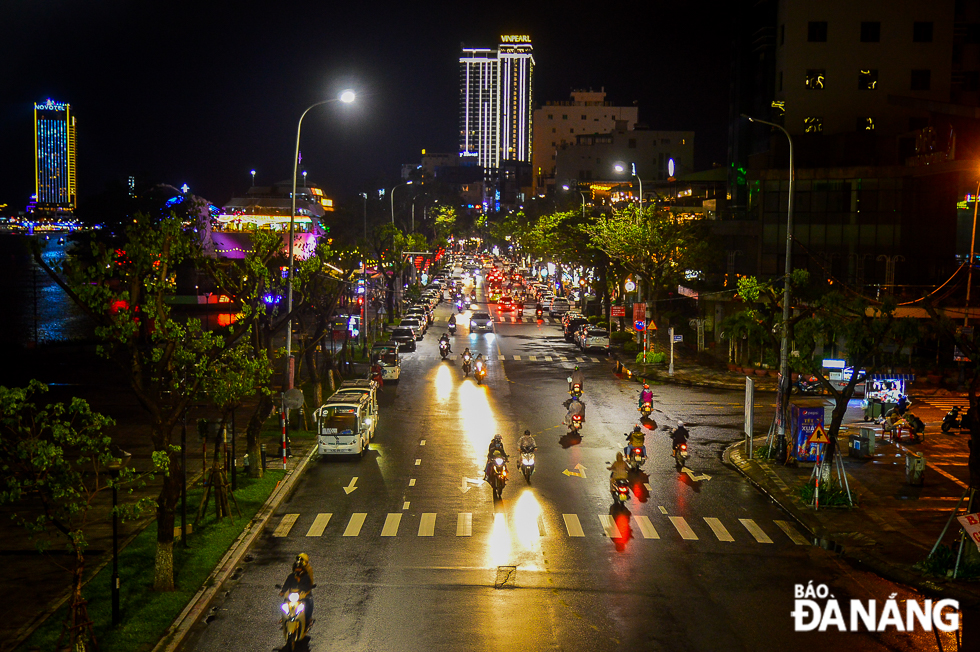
[34,99,77,213]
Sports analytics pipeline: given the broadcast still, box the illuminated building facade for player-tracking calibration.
[458,36,535,171]
[34,99,77,212]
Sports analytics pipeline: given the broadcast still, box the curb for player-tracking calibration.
[151,444,318,652]
[611,353,779,393]
[724,440,980,609]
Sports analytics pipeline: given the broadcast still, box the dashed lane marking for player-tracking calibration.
[409,479,416,486]
[634,515,660,539]
[305,513,331,537]
[402,502,410,510]
[273,514,299,537]
[343,513,367,537]
[598,514,624,538]
[740,518,773,543]
[704,517,735,542]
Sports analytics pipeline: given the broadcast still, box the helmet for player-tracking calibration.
[677,421,685,427]
[524,429,531,436]
[633,424,642,432]
[493,434,502,442]
[643,384,649,389]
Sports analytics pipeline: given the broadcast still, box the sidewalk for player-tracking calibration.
[613,346,979,606]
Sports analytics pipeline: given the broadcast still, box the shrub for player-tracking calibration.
[623,341,640,354]
[610,331,633,343]
[593,319,608,329]
[587,315,600,325]
[796,479,855,508]
[636,351,666,364]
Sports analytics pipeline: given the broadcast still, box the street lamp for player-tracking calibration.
[561,184,586,218]
[285,89,356,387]
[390,180,413,225]
[106,447,132,627]
[613,162,643,208]
[742,113,794,463]
[250,169,256,186]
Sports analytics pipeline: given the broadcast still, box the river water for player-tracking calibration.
[0,234,93,348]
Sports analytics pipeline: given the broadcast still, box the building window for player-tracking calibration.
[562,114,567,120]
[861,21,881,42]
[911,69,931,91]
[681,139,686,145]
[805,69,826,89]
[581,114,586,120]
[913,21,934,42]
[858,69,878,90]
[780,24,785,45]
[778,70,783,91]
[803,117,823,133]
[808,21,828,42]
[857,117,875,131]
[965,71,980,92]
[547,114,553,119]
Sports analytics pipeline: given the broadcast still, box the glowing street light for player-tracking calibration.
[250,169,256,186]
[390,180,414,224]
[561,184,586,218]
[612,162,642,207]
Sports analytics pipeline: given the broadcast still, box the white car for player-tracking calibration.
[580,328,610,352]
[549,298,571,316]
[469,311,494,332]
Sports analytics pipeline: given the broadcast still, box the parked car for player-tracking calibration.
[564,317,590,342]
[469,311,494,332]
[399,318,425,340]
[405,307,429,330]
[580,328,610,352]
[390,327,417,351]
[550,297,571,317]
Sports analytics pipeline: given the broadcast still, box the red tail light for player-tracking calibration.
[573,415,582,421]
[680,443,687,451]
[633,448,642,455]
[617,486,628,494]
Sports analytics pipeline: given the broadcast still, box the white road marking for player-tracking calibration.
[634,515,659,539]
[419,513,436,536]
[415,459,421,466]
[381,513,402,536]
[774,520,810,545]
[498,354,506,361]
[703,517,735,542]
[403,501,410,510]
[575,357,586,363]
[644,483,653,491]
[528,355,537,361]
[343,513,367,537]
[305,513,331,537]
[927,463,969,488]
[457,512,472,537]
[563,514,585,537]
[658,505,668,514]
[537,515,547,536]
[668,516,699,540]
[273,514,299,537]
[513,354,521,360]
[543,356,553,361]
[739,518,773,543]
[598,514,623,538]
[420,439,426,446]
[409,479,416,486]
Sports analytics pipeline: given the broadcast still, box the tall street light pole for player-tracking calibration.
[742,113,794,463]
[285,90,356,389]
[390,181,413,225]
[561,184,586,218]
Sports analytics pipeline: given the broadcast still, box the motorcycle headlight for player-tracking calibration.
[288,592,300,602]
[280,603,290,614]
[525,459,534,465]
[295,603,305,613]
[364,418,372,426]
[495,457,504,465]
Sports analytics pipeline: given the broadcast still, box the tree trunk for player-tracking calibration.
[246,391,274,479]
[153,442,180,591]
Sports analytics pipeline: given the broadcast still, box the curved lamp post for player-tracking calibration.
[390,181,414,225]
[284,90,356,387]
[613,162,643,208]
[741,113,794,463]
[561,184,586,218]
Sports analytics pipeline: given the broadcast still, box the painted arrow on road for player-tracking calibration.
[460,477,484,493]
[562,463,588,478]
[343,477,359,494]
[681,467,711,482]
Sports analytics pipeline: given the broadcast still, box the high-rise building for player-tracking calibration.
[458,36,535,171]
[34,99,77,212]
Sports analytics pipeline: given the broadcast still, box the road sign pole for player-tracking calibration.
[745,376,755,459]
[669,327,675,376]
[281,394,287,470]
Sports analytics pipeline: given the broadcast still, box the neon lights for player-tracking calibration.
[500,35,531,43]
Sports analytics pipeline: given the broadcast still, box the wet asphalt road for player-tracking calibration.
[180,275,951,652]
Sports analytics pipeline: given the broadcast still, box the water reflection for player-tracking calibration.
[434,364,453,402]
[457,381,497,464]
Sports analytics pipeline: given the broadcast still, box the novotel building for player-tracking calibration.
[459,35,534,171]
[34,99,77,212]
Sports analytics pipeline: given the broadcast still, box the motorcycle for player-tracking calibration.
[448,321,457,335]
[569,412,583,432]
[612,478,630,504]
[456,299,464,312]
[277,588,313,650]
[535,307,543,319]
[475,360,487,385]
[489,455,508,499]
[519,448,535,483]
[639,401,653,417]
[439,340,450,359]
[567,377,583,399]
[673,442,689,468]
[462,354,471,376]
[941,406,962,433]
[627,446,645,472]
[793,376,823,395]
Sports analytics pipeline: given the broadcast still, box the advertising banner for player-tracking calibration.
[792,405,825,462]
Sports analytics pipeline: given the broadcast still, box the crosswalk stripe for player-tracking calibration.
[557,356,568,362]
[668,516,699,540]
[537,515,548,536]
[703,517,735,542]
[563,514,585,537]
[774,520,810,545]
[306,513,332,537]
[273,514,299,537]
[528,355,537,361]
[343,513,367,537]
[543,356,553,361]
[634,515,659,539]
[498,354,505,361]
[590,357,600,363]
[575,357,586,363]
[381,513,402,536]
[457,513,472,537]
[513,355,521,361]
[739,518,773,543]
[598,514,623,538]
[419,513,436,536]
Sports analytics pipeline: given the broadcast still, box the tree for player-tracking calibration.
[0,381,158,650]
[34,212,268,591]
[585,205,711,322]
[369,224,429,317]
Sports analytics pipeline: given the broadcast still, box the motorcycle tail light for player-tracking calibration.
[680,443,687,451]
[617,487,628,494]
[573,415,582,421]
[633,448,642,454]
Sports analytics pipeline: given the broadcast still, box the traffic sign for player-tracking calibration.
[633,302,646,322]
[634,320,646,332]
[673,334,683,343]
[611,306,626,317]
[806,425,830,447]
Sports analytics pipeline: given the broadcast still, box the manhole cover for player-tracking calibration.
[494,565,517,589]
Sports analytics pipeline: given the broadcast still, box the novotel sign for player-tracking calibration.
[501,35,532,43]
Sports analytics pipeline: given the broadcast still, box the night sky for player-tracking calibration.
[1,0,735,210]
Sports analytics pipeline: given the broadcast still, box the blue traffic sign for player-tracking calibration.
[634,320,646,332]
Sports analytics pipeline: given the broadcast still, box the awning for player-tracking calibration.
[868,374,915,381]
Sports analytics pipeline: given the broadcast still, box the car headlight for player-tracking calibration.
[471,321,477,326]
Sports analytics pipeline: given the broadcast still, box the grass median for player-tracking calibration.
[20,468,285,652]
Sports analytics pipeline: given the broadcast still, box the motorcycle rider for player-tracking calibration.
[485,434,508,480]
[474,353,486,373]
[518,429,537,453]
[624,424,647,459]
[638,383,654,409]
[569,365,585,393]
[439,332,452,354]
[607,452,629,492]
[448,313,457,330]
[279,553,315,624]
[564,395,586,427]
[671,421,690,452]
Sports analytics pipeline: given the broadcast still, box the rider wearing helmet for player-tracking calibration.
[439,332,452,353]
[569,365,585,393]
[518,429,536,453]
[280,553,315,622]
[485,434,508,479]
[624,424,647,459]
[671,421,690,451]
[607,452,629,492]
[638,383,654,408]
